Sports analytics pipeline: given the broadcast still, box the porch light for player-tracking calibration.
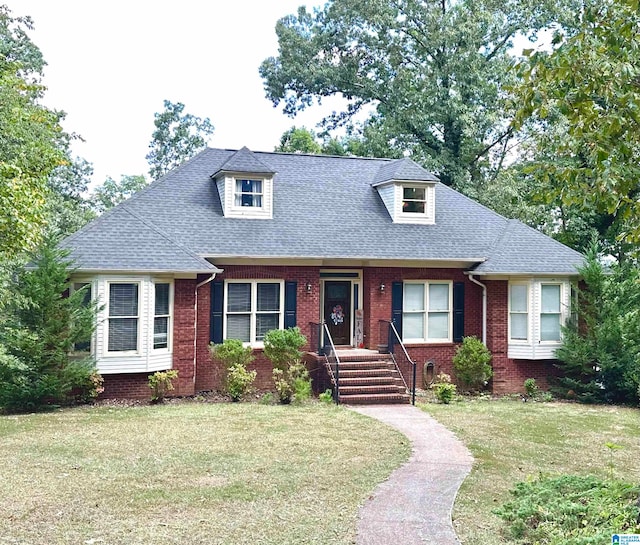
[380,283,385,292]
[306,282,312,293]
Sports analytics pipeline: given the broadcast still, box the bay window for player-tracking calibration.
[153,283,171,349]
[509,284,529,341]
[108,282,139,352]
[540,284,562,341]
[225,281,283,343]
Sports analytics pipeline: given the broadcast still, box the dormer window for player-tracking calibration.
[235,179,263,208]
[402,186,427,214]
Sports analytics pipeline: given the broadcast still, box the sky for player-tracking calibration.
[14,0,337,185]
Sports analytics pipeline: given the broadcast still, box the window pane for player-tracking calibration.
[541,285,561,313]
[108,318,137,351]
[403,313,424,339]
[429,284,449,311]
[257,283,280,312]
[256,313,279,340]
[510,314,528,340]
[510,285,528,312]
[403,187,425,200]
[403,201,425,213]
[540,314,561,341]
[428,312,449,339]
[227,315,250,342]
[155,283,170,316]
[227,283,251,312]
[404,284,425,311]
[74,282,92,307]
[154,317,168,349]
[109,284,138,317]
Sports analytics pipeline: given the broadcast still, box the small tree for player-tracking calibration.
[452,336,493,391]
[209,339,256,401]
[0,240,101,413]
[263,328,310,404]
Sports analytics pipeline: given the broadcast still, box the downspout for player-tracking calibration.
[193,272,219,390]
[467,273,487,345]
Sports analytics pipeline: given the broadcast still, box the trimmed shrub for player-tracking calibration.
[263,328,311,404]
[148,370,178,403]
[209,339,256,401]
[433,372,457,404]
[452,336,492,391]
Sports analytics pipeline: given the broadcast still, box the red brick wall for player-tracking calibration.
[485,279,558,393]
[100,374,150,399]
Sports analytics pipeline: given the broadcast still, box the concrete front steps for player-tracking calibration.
[336,354,410,405]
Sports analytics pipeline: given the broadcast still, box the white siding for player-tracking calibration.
[216,176,226,214]
[92,275,173,374]
[384,182,436,224]
[377,183,395,220]
[223,174,273,219]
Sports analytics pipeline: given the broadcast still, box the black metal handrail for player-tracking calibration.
[309,321,341,404]
[381,320,417,405]
[322,321,341,404]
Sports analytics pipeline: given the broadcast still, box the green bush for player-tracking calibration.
[433,373,457,404]
[263,328,306,371]
[225,363,257,402]
[263,328,311,404]
[0,241,101,413]
[452,336,492,391]
[319,389,334,404]
[524,378,539,398]
[209,339,256,401]
[495,474,640,544]
[148,370,178,403]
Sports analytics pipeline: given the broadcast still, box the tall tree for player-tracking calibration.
[512,0,640,250]
[146,100,215,180]
[91,174,148,214]
[275,126,322,153]
[0,6,67,257]
[261,0,578,190]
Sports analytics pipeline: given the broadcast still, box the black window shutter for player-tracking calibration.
[453,281,465,342]
[284,281,297,329]
[390,282,403,347]
[210,280,224,344]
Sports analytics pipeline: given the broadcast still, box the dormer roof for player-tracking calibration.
[372,157,439,186]
[212,146,276,177]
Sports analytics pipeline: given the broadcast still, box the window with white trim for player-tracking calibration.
[153,283,171,349]
[73,282,92,353]
[402,186,427,214]
[509,284,529,341]
[234,179,263,208]
[402,281,452,342]
[108,282,139,352]
[540,284,562,341]
[225,281,283,343]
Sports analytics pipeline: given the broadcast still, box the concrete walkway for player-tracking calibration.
[350,405,474,545]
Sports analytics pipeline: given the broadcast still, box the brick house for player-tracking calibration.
[62,147,584,400]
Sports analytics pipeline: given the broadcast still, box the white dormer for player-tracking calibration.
[212,147,276,220]
[372,158,439,224]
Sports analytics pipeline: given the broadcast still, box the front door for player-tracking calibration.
[324,281,351,345]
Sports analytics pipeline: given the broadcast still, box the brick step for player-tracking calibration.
[338,368,395,378]
[340,384,406,395]
[337,354,393,363]
[338,376,402,387]
[337,360,395,371]
[339,392,410,405]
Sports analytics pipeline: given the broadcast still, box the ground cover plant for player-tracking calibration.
[421,398,640,544]
[0,403,409,544]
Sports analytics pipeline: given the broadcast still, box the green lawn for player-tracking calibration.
[421,398,640,544]
[0,403,410,545]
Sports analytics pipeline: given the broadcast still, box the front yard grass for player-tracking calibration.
[0,403,410,545]
[421,398,640,544]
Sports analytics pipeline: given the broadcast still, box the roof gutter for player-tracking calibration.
[466,273,487,345]
[193,272,222,391]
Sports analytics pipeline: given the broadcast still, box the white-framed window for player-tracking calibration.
[72,281,93,353]
[402,281,452,342]
[402,186,427,214]
[540,283,562,342]
[225,280,284,344]
[107,282,140,353]
[153,282,171,350]
[234,178,263,208]
[509,283,529,342]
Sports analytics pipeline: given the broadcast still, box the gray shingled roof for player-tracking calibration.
[213,146,275,177]
[372,157,439,185]
[62,147,584,275]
